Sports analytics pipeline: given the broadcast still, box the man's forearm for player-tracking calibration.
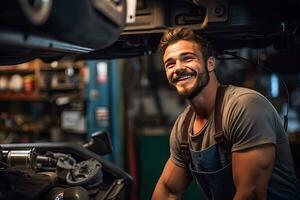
[233,189,266,200]
[152,159,191,200]
[152,181,181,200]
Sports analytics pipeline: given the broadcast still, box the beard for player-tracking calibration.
[171,64,210,99]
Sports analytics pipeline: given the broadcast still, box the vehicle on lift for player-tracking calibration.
[1,0,300,64]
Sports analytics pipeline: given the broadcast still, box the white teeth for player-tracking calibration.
[178,75,191,81]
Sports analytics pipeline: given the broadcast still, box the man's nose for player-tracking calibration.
[174,60,185,73]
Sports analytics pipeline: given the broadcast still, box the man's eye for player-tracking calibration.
[165,63,174,69]
[183,56,193,61]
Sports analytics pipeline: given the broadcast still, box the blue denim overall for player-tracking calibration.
[181,85,300,200]
[189,143,235,200]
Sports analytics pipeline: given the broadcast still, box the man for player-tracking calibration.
[152,27,300,200]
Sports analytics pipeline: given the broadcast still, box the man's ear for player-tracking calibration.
[207,56,216,72]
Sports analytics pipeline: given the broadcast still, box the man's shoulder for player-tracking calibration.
[226,85,262,97]
[225,85,268,105]
[223,85,276,121]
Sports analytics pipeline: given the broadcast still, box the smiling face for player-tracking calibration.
[163,40,211,99]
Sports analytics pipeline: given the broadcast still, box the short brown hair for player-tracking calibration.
[158,27,213,61]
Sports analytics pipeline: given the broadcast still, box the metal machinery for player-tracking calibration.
[0,132,132,200]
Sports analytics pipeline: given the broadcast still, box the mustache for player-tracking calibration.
[172,69,195,82]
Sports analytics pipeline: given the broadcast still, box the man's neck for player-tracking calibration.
[188,78,219,120]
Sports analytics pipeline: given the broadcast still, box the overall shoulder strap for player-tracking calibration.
[179,85,229,163]
[214,84,230,153]
[180,108,194,163]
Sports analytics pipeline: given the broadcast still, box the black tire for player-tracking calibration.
[44,0,127,49]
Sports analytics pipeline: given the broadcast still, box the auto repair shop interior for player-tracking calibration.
[0,0,300,200]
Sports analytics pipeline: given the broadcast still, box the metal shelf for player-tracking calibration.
[0,92,46,101]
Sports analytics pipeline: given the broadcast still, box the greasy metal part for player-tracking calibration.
[6,149,36,170]
[18,0,53,25]
[66,158,103,186]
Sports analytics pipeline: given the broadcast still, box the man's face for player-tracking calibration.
[163,40,210,99]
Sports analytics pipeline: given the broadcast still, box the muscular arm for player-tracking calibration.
[152,159,192,200]
[232,144,275,200]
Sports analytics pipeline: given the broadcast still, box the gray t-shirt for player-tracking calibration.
[170,85,299,195]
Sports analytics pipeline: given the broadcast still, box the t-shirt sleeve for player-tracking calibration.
[169,113,189,168]
[224,92,278,152]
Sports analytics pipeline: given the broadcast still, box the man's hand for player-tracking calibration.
[232,144,275,200]
[152,159,192,200]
